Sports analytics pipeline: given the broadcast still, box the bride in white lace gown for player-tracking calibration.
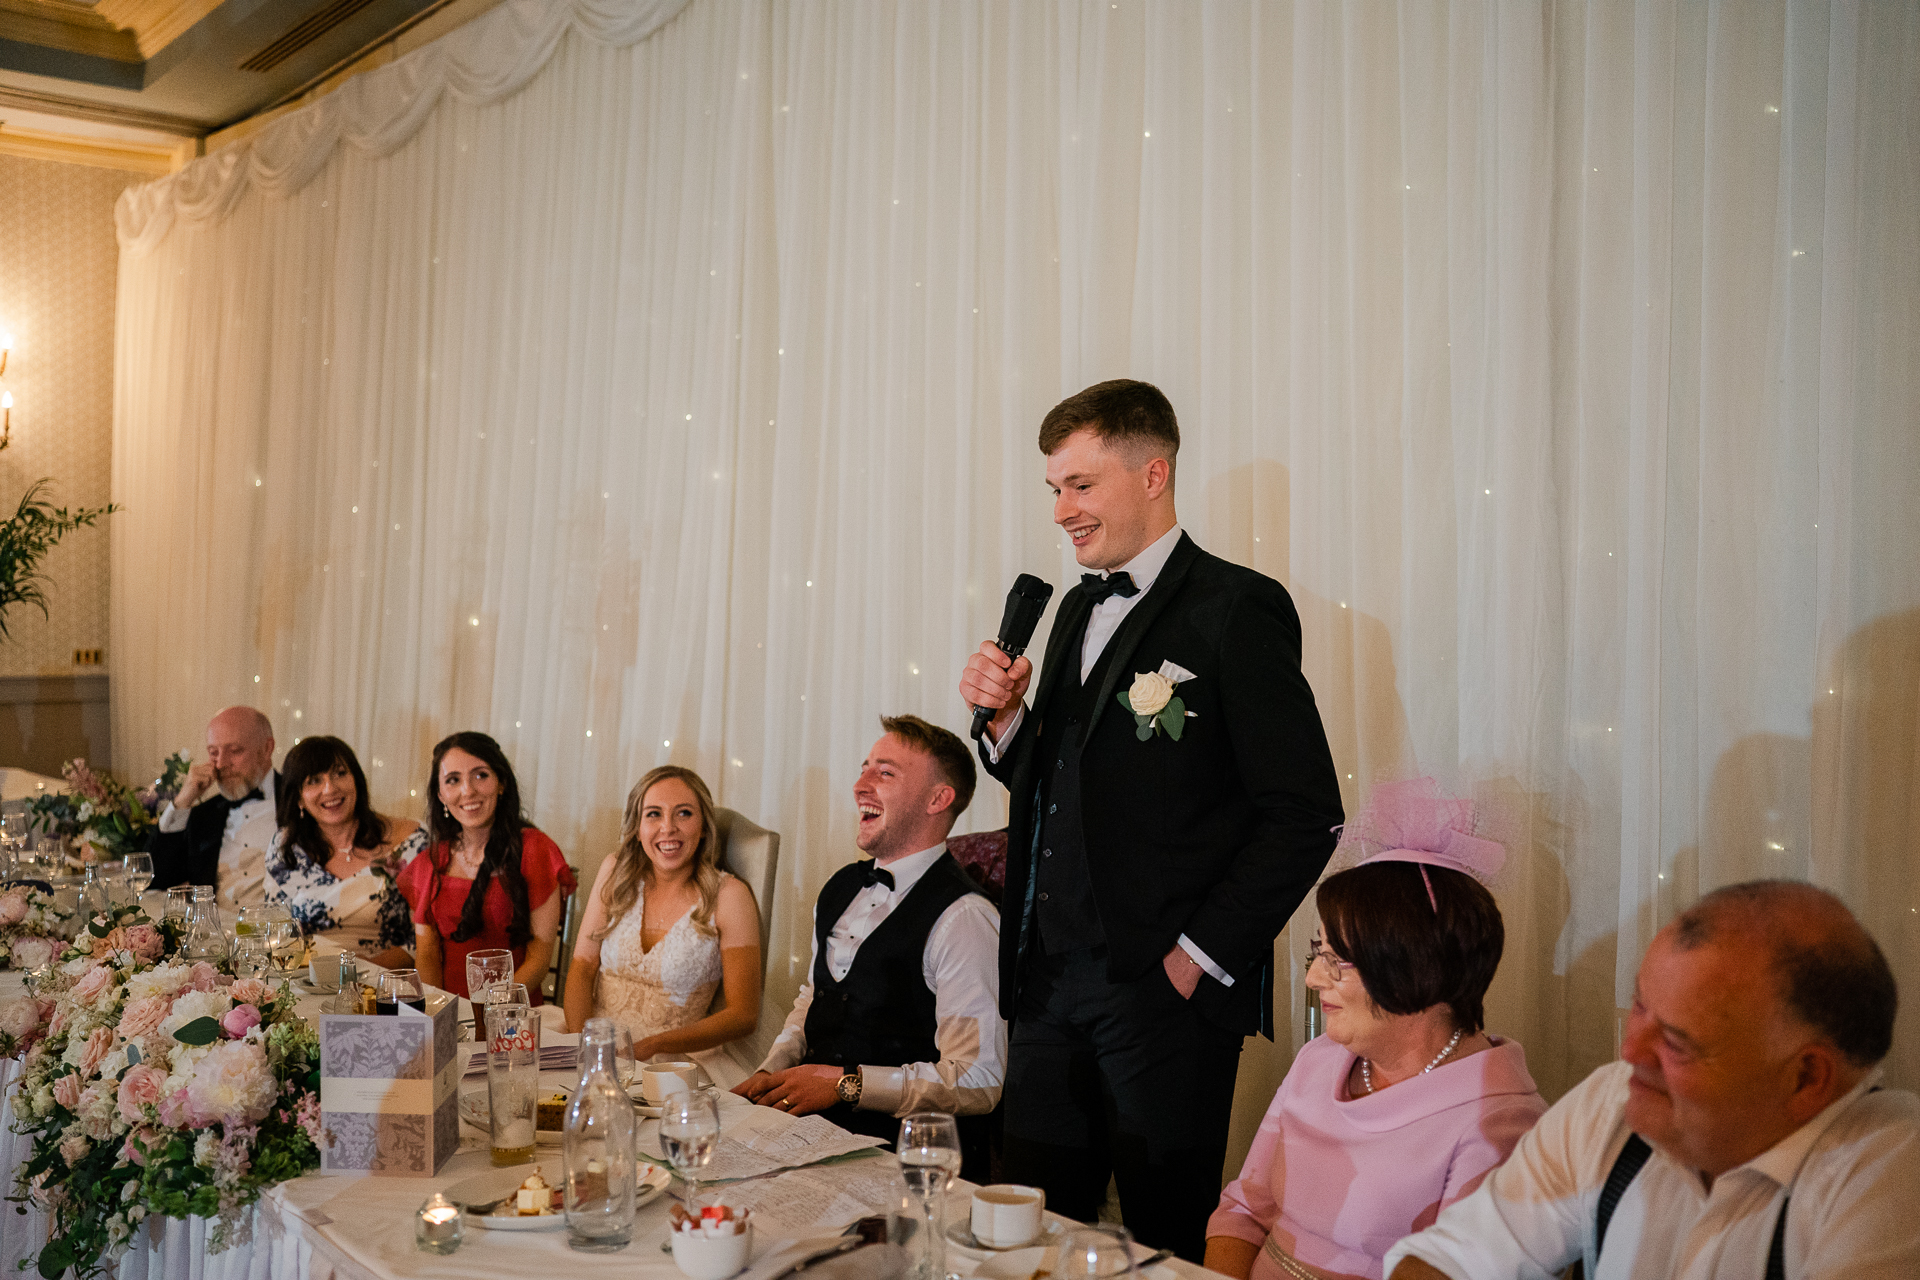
[563,767,762,1088]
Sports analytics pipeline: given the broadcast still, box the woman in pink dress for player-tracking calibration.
[1205,780,1548,1280]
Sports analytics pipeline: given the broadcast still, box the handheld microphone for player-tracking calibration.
[970,573,1055,740]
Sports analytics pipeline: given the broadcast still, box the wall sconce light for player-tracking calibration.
[0,332,11,378]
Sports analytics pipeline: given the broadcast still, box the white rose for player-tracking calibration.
[1128,671,1175,716]
[159,989,232,1041]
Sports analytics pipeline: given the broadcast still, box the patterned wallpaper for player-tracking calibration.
[0,153,140,676]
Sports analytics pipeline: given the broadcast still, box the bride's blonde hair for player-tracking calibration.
[595,766,724,940]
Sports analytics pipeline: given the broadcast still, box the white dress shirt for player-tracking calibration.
[983,524,1229,985]
[759,842,1006,1117]
[156,770,278,908]
[1385,1061,1920,1280]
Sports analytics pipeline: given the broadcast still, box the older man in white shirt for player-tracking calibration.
[1387,880,1918,1280]
[734,715,1004,1179]
[150,706,281,907]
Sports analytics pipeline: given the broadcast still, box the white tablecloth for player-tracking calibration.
[0,966,1205,1280]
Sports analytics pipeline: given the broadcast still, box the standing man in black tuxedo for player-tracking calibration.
[151,706,281,904]
[958,380,1344,1261]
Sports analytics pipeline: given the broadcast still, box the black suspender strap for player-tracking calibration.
[1596,1132,1793,1278]
[1594,1133,1653,1261]
[1766,1195,1790,1280]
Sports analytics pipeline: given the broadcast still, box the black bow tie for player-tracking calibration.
[860,862,895,890]
[233,788,264,806]
[1081,571,1140,605]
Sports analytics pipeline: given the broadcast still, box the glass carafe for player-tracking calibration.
[563,1017,637,1252]
[181,885,229,961]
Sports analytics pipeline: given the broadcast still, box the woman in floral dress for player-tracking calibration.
[265,736,425,968]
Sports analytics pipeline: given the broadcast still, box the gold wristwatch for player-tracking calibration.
[835,1072,863,1106]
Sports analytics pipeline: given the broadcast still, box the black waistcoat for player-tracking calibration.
[802,852,984,1070]
[1031,613,1120,953]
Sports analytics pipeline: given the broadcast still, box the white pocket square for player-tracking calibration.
[1157,660,1197,684]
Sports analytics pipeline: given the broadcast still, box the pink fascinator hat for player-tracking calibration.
[1331,778,1504,907]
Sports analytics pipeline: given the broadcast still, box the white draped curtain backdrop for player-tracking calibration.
[110,0,1919,1160]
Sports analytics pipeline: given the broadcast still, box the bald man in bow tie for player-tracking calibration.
[959,380,1343,1261]
[151,705,282,906]
[735,715,1004,1178]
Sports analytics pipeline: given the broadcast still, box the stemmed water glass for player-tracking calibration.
[896,1111,962,1280]
[657,1086,721,1214]
[123,852,154,903]
[610,1025,638,1092]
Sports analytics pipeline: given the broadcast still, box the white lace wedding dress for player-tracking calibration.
[594,874,750,1089]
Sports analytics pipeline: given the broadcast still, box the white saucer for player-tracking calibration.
[946,1218,1067,1253]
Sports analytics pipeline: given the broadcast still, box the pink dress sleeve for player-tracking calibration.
[1437,1093,1550,1210]
[1209,1085,1288,1247]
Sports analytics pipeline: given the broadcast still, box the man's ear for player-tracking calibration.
[924,784,956,817]
[1142,456,1172,501]
[1784,1041,1846,1125]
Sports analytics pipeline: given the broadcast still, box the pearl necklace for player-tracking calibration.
[1361,1027,1463,1095]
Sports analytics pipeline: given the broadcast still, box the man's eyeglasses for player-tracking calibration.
[1305,937,1356,975]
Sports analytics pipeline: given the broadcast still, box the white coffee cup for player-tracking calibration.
[641,1060,702,1103]
[970,1184,1045,1248]
[307,952,340,992]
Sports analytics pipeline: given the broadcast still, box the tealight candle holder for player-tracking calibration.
[416,1192,464,1254]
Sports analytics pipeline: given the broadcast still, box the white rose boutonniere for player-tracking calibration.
[1119,661,1197,741]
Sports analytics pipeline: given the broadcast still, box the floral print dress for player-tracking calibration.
[264,825,427,952]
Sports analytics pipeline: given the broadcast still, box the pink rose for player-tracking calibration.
[58,1133,88,1167]
[117,995,169,1041]
[10,937,54,971]
[116,1063,168,1122]
[186,962,219,993]
[100,927,128,953]
[46,1007,65,1038]
[79,1025,115,1077]
[71,965,116,1007]
[220,1004,261,1039]
[123,925,164,962]
[121,1125,163,1167]
[51,1074,81,1111]
[0,891,29,927]
[227,978,270,1007]
[0,997,41,1043]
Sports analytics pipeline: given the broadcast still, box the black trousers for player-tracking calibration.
[1001,946,1243,1263]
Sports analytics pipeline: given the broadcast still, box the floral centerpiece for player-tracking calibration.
[0,884,74,971]
[22,752,192,865]
[2,909,321,1277]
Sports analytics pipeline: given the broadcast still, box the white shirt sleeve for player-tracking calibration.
[157,802,190,835]
[980,705,1026,765]
[856,894,1004,1117]
[1177,934,1234,986]
[756,923,820,1074]
[1385,1066,1623,1280]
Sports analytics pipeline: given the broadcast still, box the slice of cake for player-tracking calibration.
[516,1167,558,1215]
[535,1092,570,1130]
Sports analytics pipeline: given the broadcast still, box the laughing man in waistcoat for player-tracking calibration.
[734,715,1004,1177]
[959,380,1344,1261]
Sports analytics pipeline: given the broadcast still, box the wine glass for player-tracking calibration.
[123,851,154,900]
[896,1111,962,1280]
[657,1086,721,1214]
[1055,1225,1141,1280]
[465,947,514,1004]
[231,930,272,980]
[377,968,426,1014]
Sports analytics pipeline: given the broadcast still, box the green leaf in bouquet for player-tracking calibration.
[1159,696,1186,741]
[172,1016,222,1046]
[1135,721,1154,741]
[86,919,109,939]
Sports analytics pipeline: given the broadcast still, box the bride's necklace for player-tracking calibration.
[1361,1027,1463,1095]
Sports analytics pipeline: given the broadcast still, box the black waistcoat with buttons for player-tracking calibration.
[802,852,984,1070]
[1031,609,1121,953]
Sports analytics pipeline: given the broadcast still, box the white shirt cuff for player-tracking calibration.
[1178,934,1233,987]
[982,705,1025,764]
[157,802,190,835]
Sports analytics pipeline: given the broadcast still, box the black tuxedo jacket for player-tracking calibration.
[150,772,281,891]
[982,533,1342,1037]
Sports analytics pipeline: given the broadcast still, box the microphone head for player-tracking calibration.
[995,575,1055,656]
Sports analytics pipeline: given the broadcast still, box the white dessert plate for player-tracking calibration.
[453,1164,671,1230]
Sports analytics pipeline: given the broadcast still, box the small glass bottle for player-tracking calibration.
[77,863,109,923]
[181,885,229,961]
[563,1017,637,1252]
